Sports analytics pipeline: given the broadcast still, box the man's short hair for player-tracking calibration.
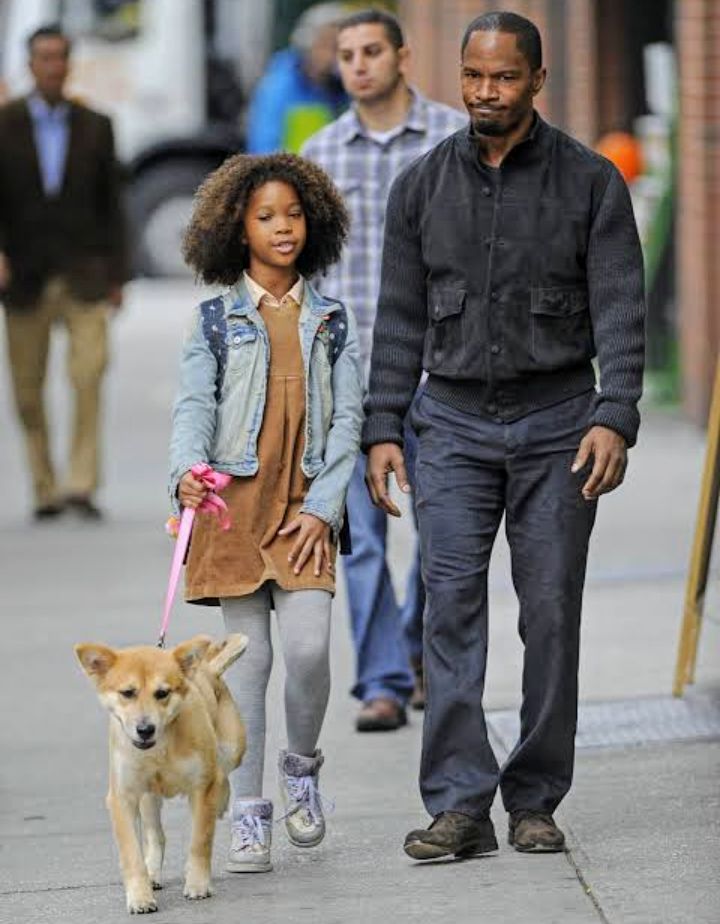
[461,11,542,71]
[338,8,405,50]
[27,24,71,56]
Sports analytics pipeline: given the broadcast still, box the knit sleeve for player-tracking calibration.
[361,172,427,450]
[587,166,646,446]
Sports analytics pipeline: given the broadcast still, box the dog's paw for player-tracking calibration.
[126,894,158,914]
[126,876,158,914]
[150,879,163,891]
[183,878,212,901]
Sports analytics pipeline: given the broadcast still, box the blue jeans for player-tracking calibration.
[343,419,423,705]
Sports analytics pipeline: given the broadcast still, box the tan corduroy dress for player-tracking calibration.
[184,291,336,604]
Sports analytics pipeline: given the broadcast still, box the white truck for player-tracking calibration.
[0,0,276,275]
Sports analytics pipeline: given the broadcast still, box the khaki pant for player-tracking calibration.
[4,277,109,507]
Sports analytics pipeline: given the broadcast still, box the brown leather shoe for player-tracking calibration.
[356,697,407,732]
[404,812,498,860]
[508,810,566,852]
[409,657,425,711]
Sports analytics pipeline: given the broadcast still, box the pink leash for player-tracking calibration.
[159,463,232,647]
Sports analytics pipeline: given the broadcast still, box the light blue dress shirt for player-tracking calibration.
[27,94,70,196]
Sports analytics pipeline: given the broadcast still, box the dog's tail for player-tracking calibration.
[204,633,248,677]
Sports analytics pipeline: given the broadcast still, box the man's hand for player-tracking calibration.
[0,252,11,290]
[572,425,627,500]
[178,470,209,509]
[365,442,411,517]
[108,285,123,310]
[278,513,333,577]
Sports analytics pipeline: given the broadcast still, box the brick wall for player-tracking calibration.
[596,0,630,134]
[676,0,720,424]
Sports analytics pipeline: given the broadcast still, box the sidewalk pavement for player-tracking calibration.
[0,280,718,924]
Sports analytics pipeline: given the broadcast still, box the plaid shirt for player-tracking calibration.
[301,90,467,374]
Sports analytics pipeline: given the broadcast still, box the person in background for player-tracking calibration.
[301,8,467,731]
[363,11,645,859]
[246,2,348,154]
[0,24,127,521]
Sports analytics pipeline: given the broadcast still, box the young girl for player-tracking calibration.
[169,153,362,873]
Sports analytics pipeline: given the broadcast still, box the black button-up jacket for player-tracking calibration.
[362,115,646,448]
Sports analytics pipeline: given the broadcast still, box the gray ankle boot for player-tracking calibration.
[226,798,273,873]
[278,749,328,847]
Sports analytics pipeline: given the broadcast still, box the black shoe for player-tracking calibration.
[404,812,498,860]
[65,495,103,520]
[508,810,565,853]
[33,503,65,521]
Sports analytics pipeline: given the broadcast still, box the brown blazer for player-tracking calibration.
[0,97,129,310]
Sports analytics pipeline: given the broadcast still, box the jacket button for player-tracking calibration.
[490,344,501,355]
[434,305,440,317]
[487,403,498,414]
[490,290,499,301]
[482,186,491,196]
[233,335,241,344]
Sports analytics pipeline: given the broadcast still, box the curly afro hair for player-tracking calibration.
[182,153,349,286]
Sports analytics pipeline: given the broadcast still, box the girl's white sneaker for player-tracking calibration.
[278,749,328,847]
[226,798,273,873]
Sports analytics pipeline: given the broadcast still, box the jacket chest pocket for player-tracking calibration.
[225,325,258,377]
[423,287,467,374]
[530,287,593,366]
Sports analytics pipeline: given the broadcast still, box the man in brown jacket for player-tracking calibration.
[0,24,128,520]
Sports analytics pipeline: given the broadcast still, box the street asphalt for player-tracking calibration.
[0,280,718,923]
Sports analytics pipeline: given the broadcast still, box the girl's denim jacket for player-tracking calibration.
[169,278,364,536]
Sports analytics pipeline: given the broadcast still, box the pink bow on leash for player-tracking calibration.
[159,463,232,647]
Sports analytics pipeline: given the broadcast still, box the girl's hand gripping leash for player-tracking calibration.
[160,463,232,647]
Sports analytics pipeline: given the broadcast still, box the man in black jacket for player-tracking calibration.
[0,25,127,520]
[363,12,645,860]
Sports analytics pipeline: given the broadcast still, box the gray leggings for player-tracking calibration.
[221,583,332,800]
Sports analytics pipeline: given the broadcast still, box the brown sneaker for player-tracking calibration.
[409,657,425,711]
[404,812,498,860]
[508,810,566,852]
[356,697,407,732]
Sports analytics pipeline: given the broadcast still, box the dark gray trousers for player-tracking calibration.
[410,388,598,819]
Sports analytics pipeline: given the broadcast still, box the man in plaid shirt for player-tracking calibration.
[301,9,466,732]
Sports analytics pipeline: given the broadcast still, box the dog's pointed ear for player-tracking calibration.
[75,643,117,679]
[173,635,213,675]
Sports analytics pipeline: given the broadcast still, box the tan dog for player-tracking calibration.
[74,634,247,914]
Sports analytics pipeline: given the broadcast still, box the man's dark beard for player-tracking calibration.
[471,117,509,137]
